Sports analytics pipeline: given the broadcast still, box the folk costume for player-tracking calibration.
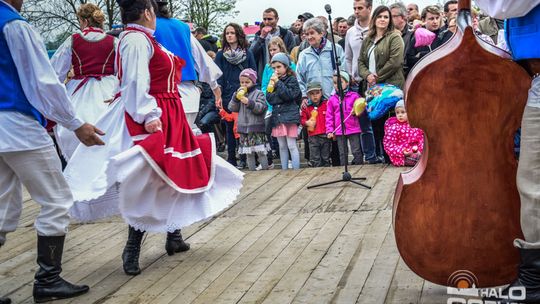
[51,27,118,160]
[0,0,90,301]
[64,24,243,234]
[470,1,540,302]
[154,16,222,130]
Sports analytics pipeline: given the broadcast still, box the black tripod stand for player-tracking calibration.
[307,4,371,190]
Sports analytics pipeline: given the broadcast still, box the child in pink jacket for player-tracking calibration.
[383,100,424,166]
[326,72,363,165]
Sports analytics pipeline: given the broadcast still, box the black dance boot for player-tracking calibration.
[487,247,540,303]
[165,229,190,256]
[0,297,11,304]
[122,226,145,275]
[33,235,89,303]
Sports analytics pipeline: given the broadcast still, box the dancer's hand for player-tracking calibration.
[145,119,162,133]
[327,133,334,140]
[74,123,105,146]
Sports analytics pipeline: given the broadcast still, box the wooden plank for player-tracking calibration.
[419,281,449,304]
[130,215,266,304]
[223,170,303,217]
[261,212,354,304]
[190,214,298,304]
[2,223,123,303]
[236,170,281,202]
[61,216,238,304]
[356,228,400,304]
[211,213,315,304]
[251,168,324,216]
[359,166,402,211]
[236,212,333,304]
[330,210,392,303]
[292,210,378,303]
[326,165,386,212]
[165,215,284,303]
[103,215,278,304]
[384,258,424,304]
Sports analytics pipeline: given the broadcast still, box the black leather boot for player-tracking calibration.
[0,296,11,304]
[488,247,540,303]
[122,226,145,275]
[33,235,89,303]
[165,229,190,256]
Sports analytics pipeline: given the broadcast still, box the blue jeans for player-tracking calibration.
[358,110,377,162]
[225,120,237,166]
[353,84,377,162]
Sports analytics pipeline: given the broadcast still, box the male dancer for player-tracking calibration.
[476,1,540,302]
[0,0,105,302]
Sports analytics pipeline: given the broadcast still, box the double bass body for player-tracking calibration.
[393,0,530,287]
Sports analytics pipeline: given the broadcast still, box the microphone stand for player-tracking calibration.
[307,5,371,190]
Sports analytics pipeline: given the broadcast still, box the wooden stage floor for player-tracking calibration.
[0,165,454,303]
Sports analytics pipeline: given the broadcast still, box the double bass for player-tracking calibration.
[393,0,531,287]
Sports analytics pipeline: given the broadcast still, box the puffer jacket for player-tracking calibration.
[266,74,302,127]
[326,90,362,136]
[228,87,267,134]
[383,117,424,166]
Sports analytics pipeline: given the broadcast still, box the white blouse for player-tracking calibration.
[475,0,540,19]
[117,23,161,125]
[0,0,83,152]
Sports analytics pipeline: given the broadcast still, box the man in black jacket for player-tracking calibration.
[405,5,453,75]
[249,8,296,81]
[194,27,218,53]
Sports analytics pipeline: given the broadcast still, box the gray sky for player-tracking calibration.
[234,0,444,27]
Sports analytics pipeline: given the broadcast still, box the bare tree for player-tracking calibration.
[173,0,238,33]
[22,0,120,42]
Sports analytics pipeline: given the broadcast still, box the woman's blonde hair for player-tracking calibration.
[268,36,288,55]
[77,3,106,29]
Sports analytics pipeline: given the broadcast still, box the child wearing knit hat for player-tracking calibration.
[383,100,425,167]
[326,72,364,165]
[228,68,271,171]
[267,52,303,170]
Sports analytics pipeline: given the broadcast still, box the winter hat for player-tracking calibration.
[271,52,290,67]
[395,99,405,109]
[239,68,257,84]
[334,71,350,83]
[307,82,322,93]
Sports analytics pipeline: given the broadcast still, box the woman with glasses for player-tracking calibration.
[358,5,405,163]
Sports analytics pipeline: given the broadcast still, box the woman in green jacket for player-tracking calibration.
[358,5,405,163]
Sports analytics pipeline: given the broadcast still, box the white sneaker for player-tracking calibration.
[288,160,293,169]
[256,163,275,171]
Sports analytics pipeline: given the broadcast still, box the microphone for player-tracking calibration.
[324,4,332,14]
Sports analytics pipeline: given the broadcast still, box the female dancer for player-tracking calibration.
[64,0,243,276]
[51,3,118,160]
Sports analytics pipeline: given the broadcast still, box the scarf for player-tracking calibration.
[223,47,247,66]
[312,37,327,55]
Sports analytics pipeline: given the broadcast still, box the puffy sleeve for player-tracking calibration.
[475,0,540,19]
[50,35,73,83]
[190,34,222,89]
[118,32,161,124]
[5,21,83,130]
